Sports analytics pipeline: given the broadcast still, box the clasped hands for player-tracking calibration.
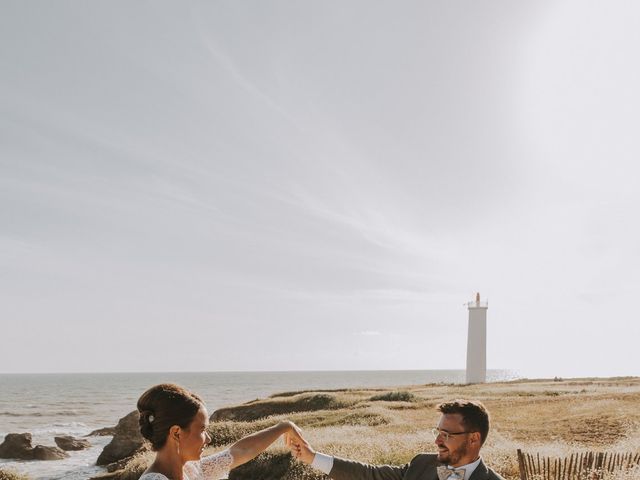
[284,422,316,464]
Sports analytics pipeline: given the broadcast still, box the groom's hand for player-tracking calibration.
[285,429,316,465]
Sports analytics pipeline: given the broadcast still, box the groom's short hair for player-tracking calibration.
[437,399,490,445]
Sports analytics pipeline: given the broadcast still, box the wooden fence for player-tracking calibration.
[517,449,640,479]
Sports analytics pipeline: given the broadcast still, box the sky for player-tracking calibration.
[1,1,639,377]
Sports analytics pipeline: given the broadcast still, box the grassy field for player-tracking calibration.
[226,377,640,479]
[123,377,640,480]
[4,377,639,480]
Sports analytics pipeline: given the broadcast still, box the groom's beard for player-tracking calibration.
[437,440,469,466]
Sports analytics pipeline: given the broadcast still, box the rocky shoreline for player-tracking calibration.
[0,433,70,461]
[0,411,145,478]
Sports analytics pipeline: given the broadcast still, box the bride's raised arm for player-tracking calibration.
[228,420,301,468]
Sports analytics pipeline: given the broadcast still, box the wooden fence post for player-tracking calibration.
[515,449,640,480]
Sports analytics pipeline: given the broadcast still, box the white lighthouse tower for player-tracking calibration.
[466,292,488,384]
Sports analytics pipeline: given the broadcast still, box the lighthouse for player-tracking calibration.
[466,292,488,384]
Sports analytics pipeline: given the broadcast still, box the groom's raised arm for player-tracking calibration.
[286,429,409,480]
[329,456,410,480]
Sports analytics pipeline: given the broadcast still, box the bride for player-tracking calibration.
[136,383,301,480]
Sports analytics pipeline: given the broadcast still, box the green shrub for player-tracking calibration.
[229,452,328,480]
[208,421,265,447]
[306,410,390,428]
[370,391,417,402]
[212,394,355,422]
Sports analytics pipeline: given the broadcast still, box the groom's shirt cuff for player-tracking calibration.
[311,452,334,474]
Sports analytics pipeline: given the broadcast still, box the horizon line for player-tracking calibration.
[0,368,519,375]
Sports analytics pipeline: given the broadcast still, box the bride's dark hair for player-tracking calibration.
[137,383,205,450]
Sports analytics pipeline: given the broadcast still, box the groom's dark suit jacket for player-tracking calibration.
[329,453,505,480]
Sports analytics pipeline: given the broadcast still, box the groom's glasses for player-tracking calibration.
[431,428,470,442]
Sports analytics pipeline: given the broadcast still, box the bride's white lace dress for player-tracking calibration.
[139,449,233,480]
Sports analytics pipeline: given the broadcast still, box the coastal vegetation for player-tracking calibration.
[115,377,640,480]
[2,377,639,479]
[0,470,30,480]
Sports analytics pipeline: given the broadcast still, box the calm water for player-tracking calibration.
[0,370,518,479]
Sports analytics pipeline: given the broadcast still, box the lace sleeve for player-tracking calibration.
[185,449,234,480]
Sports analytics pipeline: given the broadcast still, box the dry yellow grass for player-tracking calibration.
[110,377,640,480]
[0,470,30,480]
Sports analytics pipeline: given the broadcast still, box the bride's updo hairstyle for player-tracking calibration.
[137,383,205,450]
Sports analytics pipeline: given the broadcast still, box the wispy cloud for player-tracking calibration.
[285,183,447,260]
[191,7,302,131]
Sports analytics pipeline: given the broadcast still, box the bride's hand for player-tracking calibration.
[283,423,316,465]
[279,420,303,438]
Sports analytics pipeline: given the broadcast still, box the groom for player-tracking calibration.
[288,399,505,480]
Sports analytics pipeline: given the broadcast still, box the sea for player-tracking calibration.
[0,370,519,480]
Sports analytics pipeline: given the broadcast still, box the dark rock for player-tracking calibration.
[0,433,34,460]
[32,445,68,460]
[96,411,146,466]
[87,426,116,437]
[0,433,68,461]
[54,435,91,451]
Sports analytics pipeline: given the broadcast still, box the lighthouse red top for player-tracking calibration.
[468,292,488,308]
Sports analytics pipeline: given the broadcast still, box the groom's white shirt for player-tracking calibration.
[310,452,333,473]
